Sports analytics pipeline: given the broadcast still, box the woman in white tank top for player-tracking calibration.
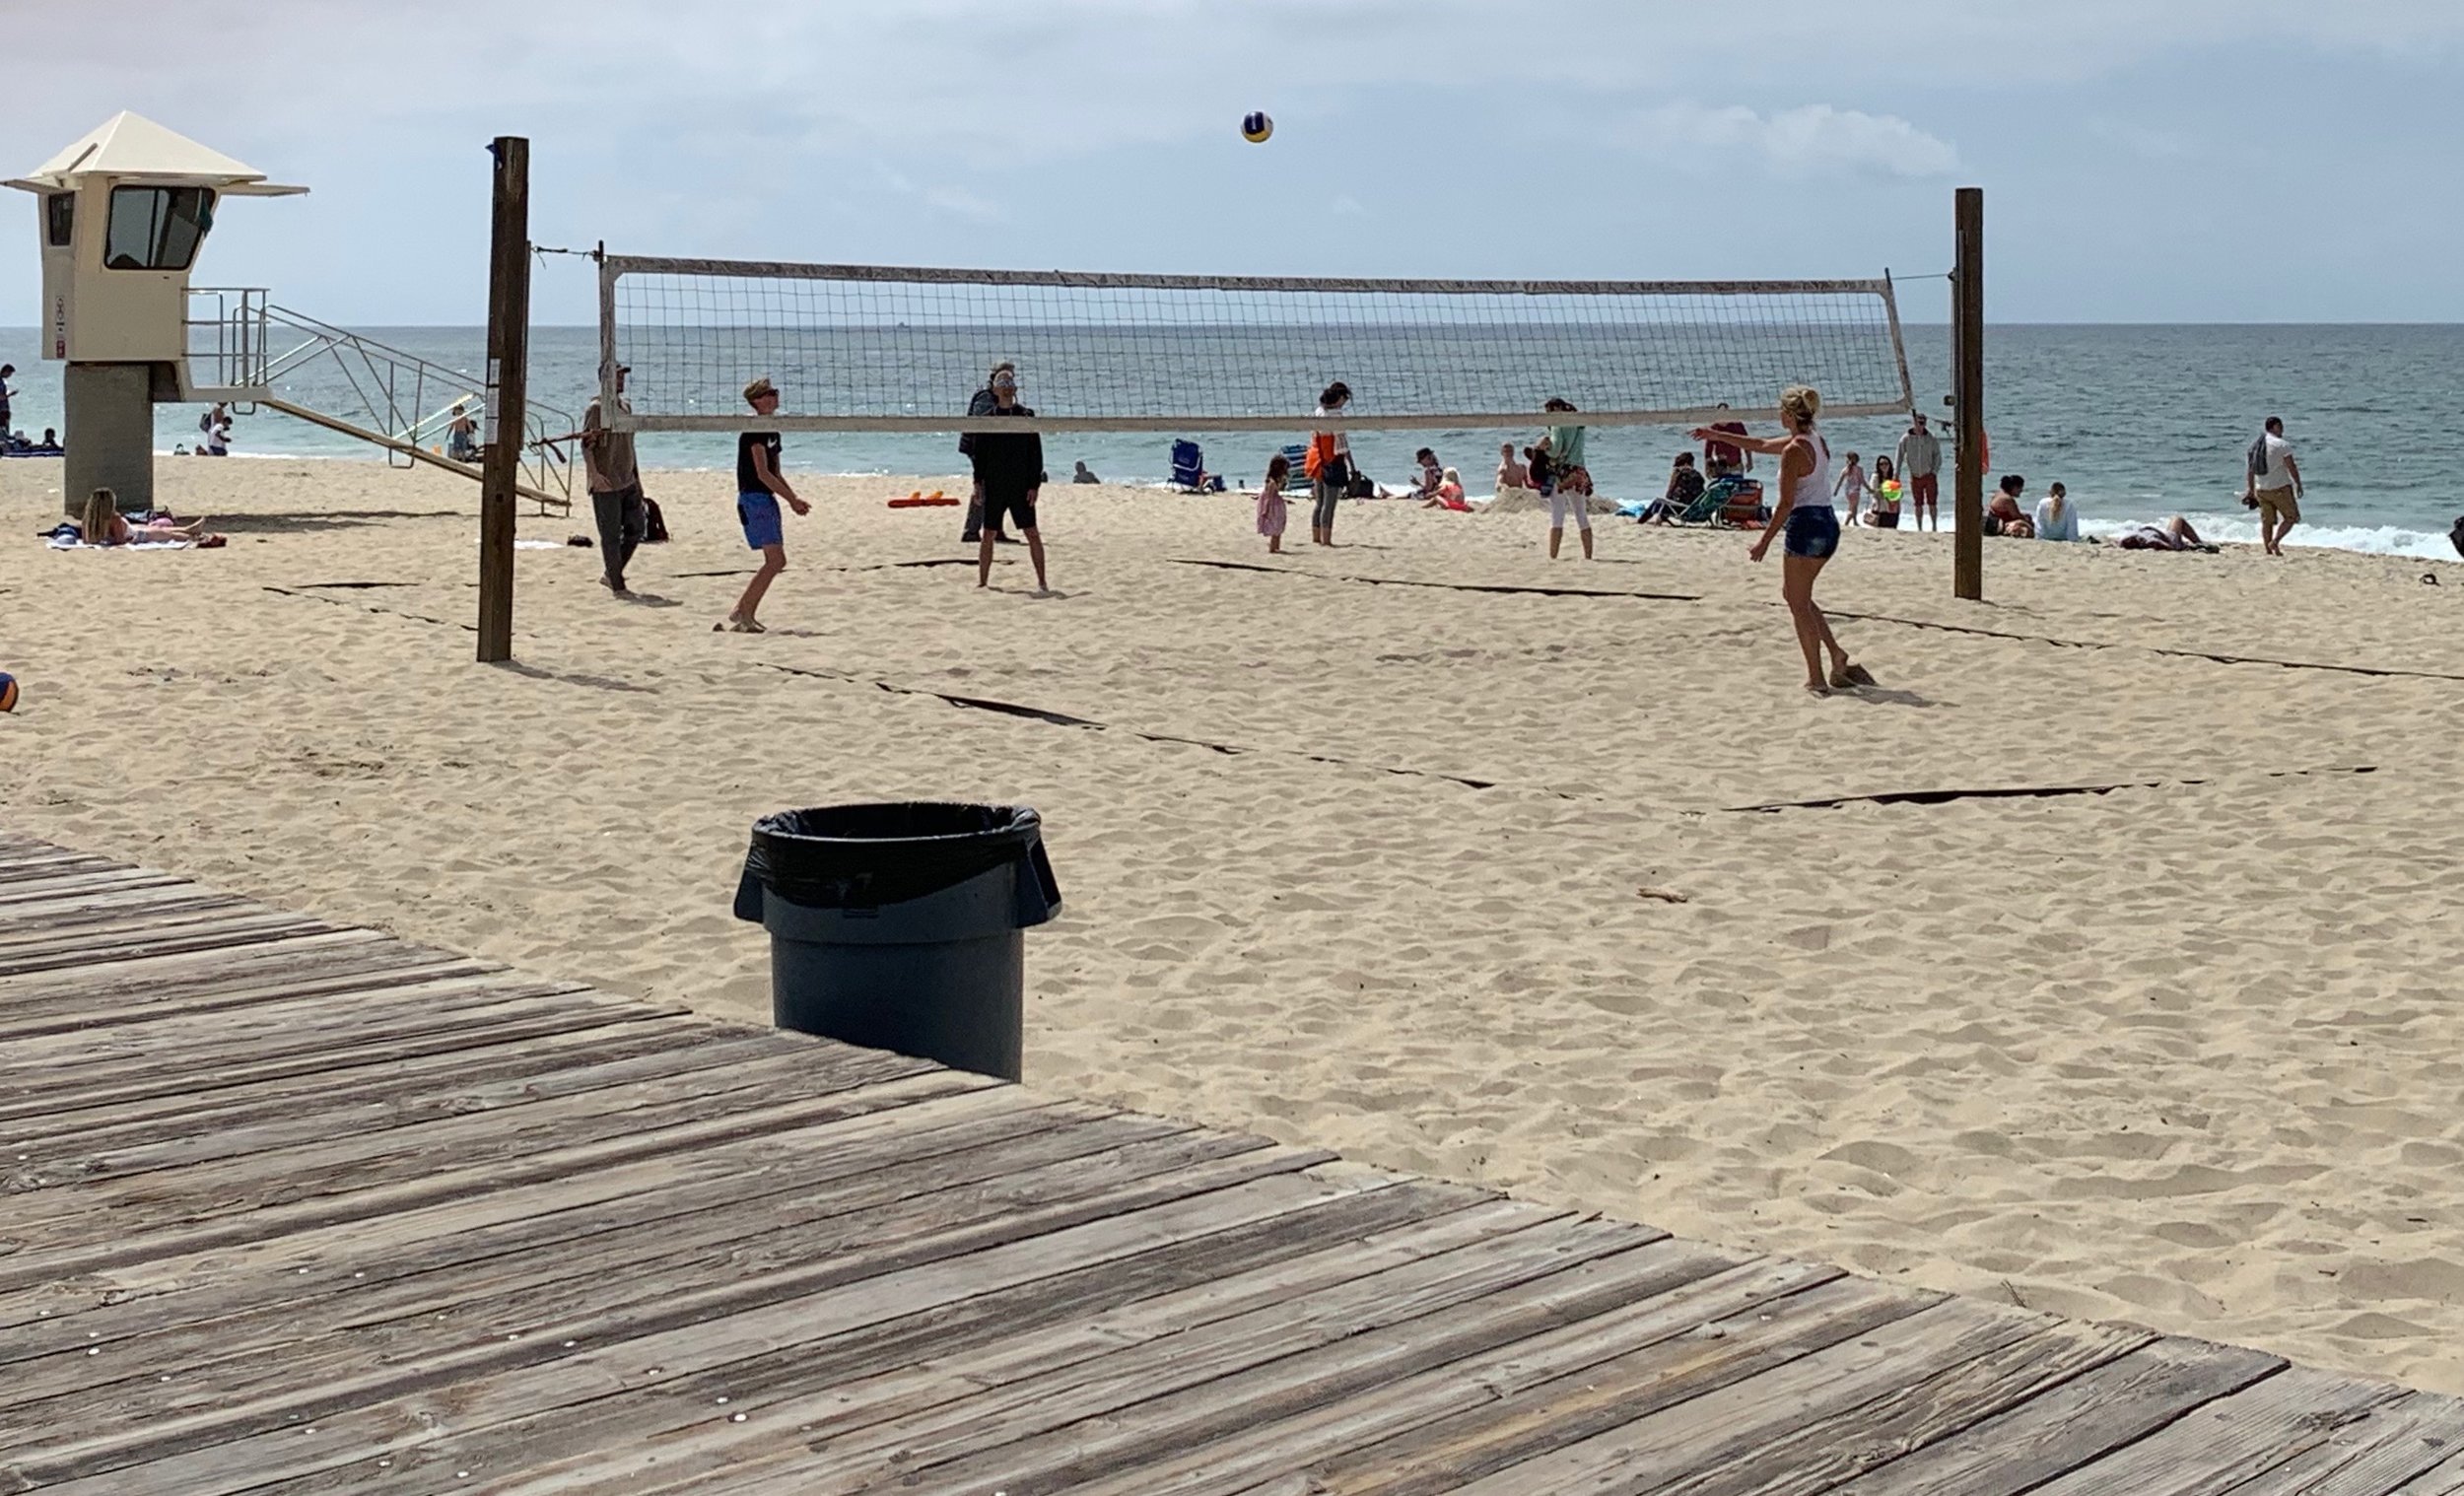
[1692,385,1877,696]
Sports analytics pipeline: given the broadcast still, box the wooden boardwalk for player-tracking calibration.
[3,830,2461,1495]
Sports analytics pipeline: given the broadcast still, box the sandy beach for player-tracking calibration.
[5,453,2463,1394]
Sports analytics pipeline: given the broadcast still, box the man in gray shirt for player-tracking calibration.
[572,363,648,596]
[1895,414,1943,531]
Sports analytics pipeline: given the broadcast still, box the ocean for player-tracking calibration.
[4,323,2459,560]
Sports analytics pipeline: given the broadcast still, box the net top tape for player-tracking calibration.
[603,254,1893,301]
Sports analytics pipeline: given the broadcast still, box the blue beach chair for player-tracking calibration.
[1169,440,1224,492]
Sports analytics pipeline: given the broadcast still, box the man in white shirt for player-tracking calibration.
[2243,415,2303,557]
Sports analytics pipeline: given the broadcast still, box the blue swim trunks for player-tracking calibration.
[737,491,784,550]
[1783,506,1840,560]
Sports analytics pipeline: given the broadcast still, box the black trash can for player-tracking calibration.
[732,803,1061,1081]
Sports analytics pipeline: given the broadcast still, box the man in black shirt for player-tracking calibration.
[971,367,1049,593]
[958,361,1014,545]
[725,375,808,633]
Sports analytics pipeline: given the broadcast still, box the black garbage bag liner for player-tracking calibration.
[739,802,1060,913]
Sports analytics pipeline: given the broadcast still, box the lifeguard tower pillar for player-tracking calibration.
[7,112,303,514]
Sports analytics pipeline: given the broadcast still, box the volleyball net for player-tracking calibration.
[597,254,1915,435]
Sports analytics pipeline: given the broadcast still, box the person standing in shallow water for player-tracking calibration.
[1694,384,1876,697]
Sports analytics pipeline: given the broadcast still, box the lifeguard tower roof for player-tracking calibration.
[5,110,306,196]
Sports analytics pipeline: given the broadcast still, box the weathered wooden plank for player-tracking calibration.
[10,1158,1381,1492]
[0,1038,933,1248]
[337,1187,1527,1496]
[0,1004,715,1145]
[1830,1336,2288,1496]
[0,913,336,980]
[0,851,122,887]
[1047,1258,1835,1496]
[0,870,184,909]
[2218,1391,2464,1496]
[1,1119,1275,1426]
[2386,1445,2464,1495]
[1039,1267,1919,1496]
[1422,1299,2046,1496]
[0,887,256,935]
[2016,1365,2409,1496]
[740,1214,1692,1494]
[0,899,313,954]
[0,1085,1084,1337]
[5,1015,765,1166]
[0,976,623,1094]
[0,1062,982,1292]
[0,931,454,1040]
[1649,1318,2156,1496]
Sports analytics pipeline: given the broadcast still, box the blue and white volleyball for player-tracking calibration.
[1241,111,1274,144]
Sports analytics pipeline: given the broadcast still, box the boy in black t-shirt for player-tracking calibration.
[724,376,809,633]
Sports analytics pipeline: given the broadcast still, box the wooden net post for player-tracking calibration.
[1952,186,1985,602]
[476,136,530,663]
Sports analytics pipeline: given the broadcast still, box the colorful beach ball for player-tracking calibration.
[1241,111,1274,144]
[0,673,17,713]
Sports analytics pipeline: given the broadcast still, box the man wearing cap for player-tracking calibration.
[580,365,648,596]
[726,375,809,633]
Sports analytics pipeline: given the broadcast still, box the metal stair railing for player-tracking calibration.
[186,287,576,513]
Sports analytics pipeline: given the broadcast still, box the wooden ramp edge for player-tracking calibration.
[1,829,2458,1496]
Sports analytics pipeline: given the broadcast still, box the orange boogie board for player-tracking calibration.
[888,491,959,509]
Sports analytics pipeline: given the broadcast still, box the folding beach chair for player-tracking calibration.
[1702,475,1765,527]
[1169,440,1207,492]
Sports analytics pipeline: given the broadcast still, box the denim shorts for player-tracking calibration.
[1783,506,1841,560]
[737,491,784,550]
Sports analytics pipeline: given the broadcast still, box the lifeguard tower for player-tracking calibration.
[7,112,303,512]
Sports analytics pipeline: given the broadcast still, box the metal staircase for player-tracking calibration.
[185,288,576,513]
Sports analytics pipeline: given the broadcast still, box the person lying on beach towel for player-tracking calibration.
[2115,515,2216,552]
[58,489,221,548]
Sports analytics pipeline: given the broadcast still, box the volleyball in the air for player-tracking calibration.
[0,673,17,713]
[1241,111,1273,144]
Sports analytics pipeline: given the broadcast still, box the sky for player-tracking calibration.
[7,0,2462,326]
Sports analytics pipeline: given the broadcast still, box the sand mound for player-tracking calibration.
[1479,485,1617,515]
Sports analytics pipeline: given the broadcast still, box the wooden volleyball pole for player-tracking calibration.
[477,136,530,663]
[1952,186,1985,602]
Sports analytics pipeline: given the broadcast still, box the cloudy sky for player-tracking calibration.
[9,0,2460,325]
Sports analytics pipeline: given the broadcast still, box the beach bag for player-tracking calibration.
[643,496,669,543]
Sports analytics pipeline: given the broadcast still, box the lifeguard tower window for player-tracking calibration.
[45,193,73,247]
[103,185,216,271]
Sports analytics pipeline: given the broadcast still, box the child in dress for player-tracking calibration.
[1258,453,1290,553]
[1833,450,1870,526]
